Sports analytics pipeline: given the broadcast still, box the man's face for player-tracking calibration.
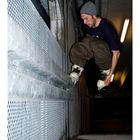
[81,14,96,28]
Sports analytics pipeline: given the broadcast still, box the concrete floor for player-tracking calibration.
[76,134,132,140]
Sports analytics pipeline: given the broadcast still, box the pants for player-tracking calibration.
[70,36,112,70]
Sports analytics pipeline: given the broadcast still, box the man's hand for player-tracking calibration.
[104,50,120,86]
[104,74,112,86]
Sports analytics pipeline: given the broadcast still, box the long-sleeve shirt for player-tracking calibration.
[82,17,123,51]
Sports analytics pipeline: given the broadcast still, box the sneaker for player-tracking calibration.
[97,80,106,90]
[97,69,110,90]
[70,64,84,84]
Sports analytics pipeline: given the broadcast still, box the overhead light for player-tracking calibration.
[120,18,130,43]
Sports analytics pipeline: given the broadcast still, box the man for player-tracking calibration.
[80,1,123,87]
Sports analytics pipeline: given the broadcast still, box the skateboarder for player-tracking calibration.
[79,1,123,87]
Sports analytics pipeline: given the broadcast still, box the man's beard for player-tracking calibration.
[91,19,96,28]
[87,19,96,28]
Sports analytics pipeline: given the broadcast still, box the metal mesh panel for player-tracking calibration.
[7,101,42,140]
[40,101,45,140]
[7,100,66,140]
[8,0,63,68]
[7,0,72,139]
[45,101,65,140]
[8,0,48,52]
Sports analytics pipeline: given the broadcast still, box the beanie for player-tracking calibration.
[80,1,97,15]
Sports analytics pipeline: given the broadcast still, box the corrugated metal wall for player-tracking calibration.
[8,0,81,139]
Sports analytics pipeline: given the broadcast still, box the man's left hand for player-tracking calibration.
[104,74,112,86]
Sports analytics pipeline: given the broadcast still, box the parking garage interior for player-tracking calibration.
[3,0,133,139]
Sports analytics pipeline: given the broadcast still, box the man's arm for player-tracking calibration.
[104,50,120,86]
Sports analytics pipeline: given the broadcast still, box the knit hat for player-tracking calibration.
[80,1,97,15]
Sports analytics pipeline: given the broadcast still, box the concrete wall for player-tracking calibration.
[8,0,81,139]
